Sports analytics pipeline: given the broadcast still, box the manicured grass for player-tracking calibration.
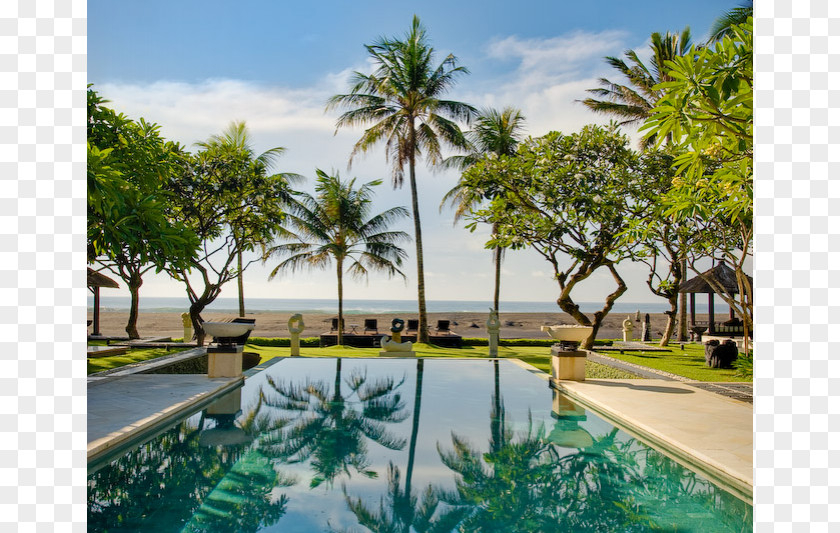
[244,343,641,380]
[592,343,750,382]
[87,346,190,375]
[85,339,741,381]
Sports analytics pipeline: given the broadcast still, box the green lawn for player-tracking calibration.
[87,346,190,375]
[591,343,750,382]
[243,343,640,380]
[86,339,747,382]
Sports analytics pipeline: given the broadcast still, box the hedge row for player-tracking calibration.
[248,337,323,347]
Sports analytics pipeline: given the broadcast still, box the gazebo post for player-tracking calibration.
[690,293,696,326]
[93,286,101,336]
[708,292,715,335]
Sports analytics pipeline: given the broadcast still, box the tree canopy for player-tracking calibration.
[167,121,300,344]
[87,87,199,338]
[461,124,639,348]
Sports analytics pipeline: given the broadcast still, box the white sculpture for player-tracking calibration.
[181,312,192,343]
[486,308,500,357]
[380,318,414,355]
[288,314,305,356]
[622,316,633,342]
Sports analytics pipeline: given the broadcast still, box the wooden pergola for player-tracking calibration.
[678,262,752,337]
[88,268,119,336]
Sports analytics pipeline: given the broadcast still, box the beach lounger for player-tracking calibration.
[363,319,378,334]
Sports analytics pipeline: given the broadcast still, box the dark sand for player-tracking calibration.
[91,310,734,341]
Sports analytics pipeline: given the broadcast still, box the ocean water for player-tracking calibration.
[88,295,710,315]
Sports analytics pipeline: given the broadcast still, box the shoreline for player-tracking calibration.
[90,310,736,341]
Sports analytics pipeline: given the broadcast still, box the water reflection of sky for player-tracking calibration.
[88,358,752,533]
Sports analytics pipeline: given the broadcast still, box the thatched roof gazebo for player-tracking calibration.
[88,267,119,336]
[678,262,752,337]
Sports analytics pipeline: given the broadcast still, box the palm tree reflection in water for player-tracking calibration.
[262,358,410,488]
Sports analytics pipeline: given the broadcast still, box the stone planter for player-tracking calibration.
[704,339,738,369]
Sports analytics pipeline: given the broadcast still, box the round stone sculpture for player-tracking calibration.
[288,314,305,356]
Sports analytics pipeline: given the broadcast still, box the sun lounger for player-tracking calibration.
[363,319,378,334]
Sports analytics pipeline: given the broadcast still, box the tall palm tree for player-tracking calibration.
[441,107,526,311]
[327,15,476,343]
[264,170,410,345]
[579,28,692,147]
[708,1,753,43]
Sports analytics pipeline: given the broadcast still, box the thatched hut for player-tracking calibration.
[678,262,752,337]
[87,268,119,336]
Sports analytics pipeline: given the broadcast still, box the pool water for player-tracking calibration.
[88,358,752,532]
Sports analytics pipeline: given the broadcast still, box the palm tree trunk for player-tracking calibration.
[408,123,429,343]
[237,250,245,318]
[337,259,344,346]
[493,245,502,312]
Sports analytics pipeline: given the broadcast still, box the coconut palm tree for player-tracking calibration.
[579,28,692,147]
[264,170,410,345]
[440,107,526,311]
[708,1,753,43]
[327,15,476,343]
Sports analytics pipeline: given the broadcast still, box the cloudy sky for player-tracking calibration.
[88,0,736,307]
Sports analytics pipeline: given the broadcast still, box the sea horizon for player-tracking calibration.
[88,295,712,315]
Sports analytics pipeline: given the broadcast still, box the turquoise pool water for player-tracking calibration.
[88,358,752,532]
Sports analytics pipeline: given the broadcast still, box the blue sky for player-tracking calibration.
[88,0,739,306]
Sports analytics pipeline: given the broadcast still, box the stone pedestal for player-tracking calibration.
[550,345,587,381]
[207,345,244,378]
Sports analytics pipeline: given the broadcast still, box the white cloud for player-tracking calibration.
[487,30,628,81]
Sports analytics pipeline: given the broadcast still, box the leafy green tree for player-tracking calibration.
[441,107,526,312]
[167,121,300,345]
[462,125,639,349]
[327,15,476,343]
[642,19,753,343]
[580,30,695,340]
[87,87,198,338]
[264,170,410,345]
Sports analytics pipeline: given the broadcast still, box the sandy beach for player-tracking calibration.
[90,309,734,341]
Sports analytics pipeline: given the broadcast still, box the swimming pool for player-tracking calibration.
[88,358,752,532]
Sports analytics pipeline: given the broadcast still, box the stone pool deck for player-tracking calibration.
[87,374,243,463]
